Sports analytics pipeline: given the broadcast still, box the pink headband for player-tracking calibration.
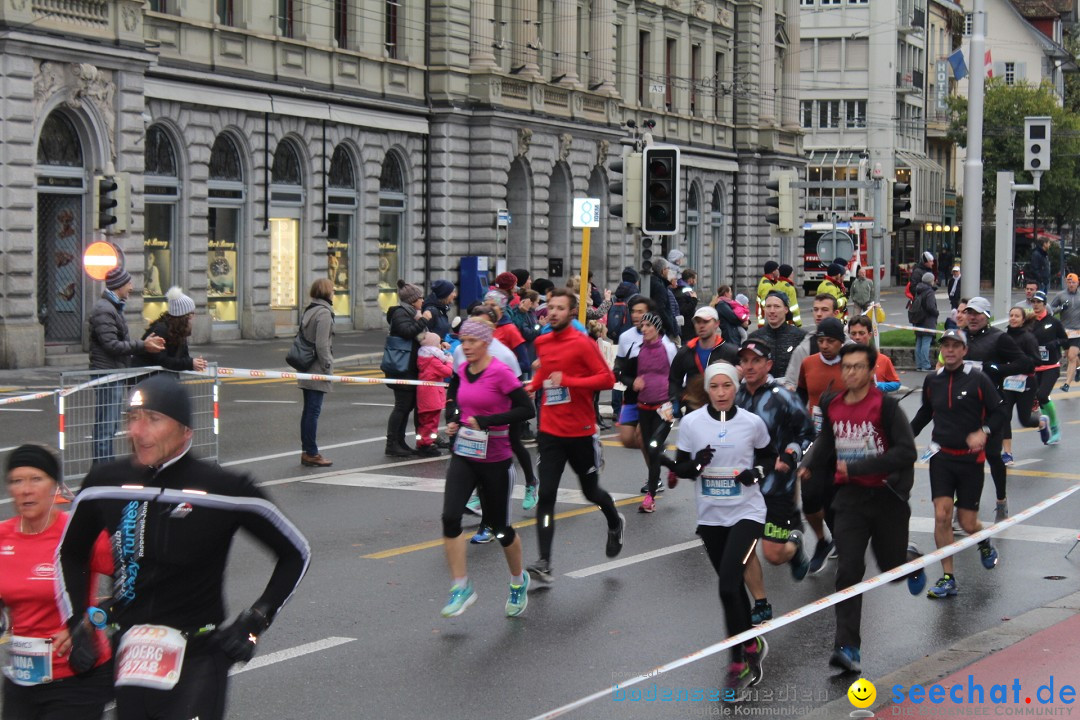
[459,319,494,344]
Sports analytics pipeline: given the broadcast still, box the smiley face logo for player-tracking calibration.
[848,678,876,708]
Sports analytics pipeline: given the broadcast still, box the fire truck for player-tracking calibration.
[801,218,882,296]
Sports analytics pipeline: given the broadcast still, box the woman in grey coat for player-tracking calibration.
[298,278,335,467]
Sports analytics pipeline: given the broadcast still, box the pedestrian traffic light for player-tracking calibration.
[888,179,911,232]
[765,170,797,233]
[641,235,655,274]
[1024,116,1051,175]
[94,175,119,231]
[642,145,680,235]
[608,152,642,227]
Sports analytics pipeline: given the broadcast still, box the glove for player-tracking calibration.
[68,618,100,675]
[669,446,715,479]
[736,466,765,487]
[779,450,799,471]
[217,607,270,663]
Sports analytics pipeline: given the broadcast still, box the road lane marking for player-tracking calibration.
[362,496,642,559]
[234,399,297,404]
[229,637,356,676]
[350,402,396,407]
[0,408,43,412]
[566,541,702,578]
[1010,458,1042,467]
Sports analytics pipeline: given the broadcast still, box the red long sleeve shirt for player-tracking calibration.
[529,326,615,437]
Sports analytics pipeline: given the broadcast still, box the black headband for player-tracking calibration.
[6,444,61,483]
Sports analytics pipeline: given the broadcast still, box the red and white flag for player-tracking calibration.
[985,48,993,77]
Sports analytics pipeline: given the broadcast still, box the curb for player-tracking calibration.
[816,589,1080,716]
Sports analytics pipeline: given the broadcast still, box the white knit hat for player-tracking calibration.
[166,286,196,317]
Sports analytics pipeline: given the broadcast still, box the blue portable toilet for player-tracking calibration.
[459,256,491,311]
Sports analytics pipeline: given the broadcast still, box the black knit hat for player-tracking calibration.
[129,374,193,428]
[6,444,61,483]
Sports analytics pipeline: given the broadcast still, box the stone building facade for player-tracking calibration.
[0,0,802,368]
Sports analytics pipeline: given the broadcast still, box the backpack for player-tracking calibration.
[606,301,631,342]
[907,289,927,325]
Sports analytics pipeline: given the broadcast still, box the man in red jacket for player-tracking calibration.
[526,288,625,584]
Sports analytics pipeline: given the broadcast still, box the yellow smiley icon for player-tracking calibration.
[848,678,876,709]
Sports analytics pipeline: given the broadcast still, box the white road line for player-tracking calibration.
[229,636,356,676]
[234,399,297,404]
[566,540,702,578]
[351,402,396,407]
[221,436,387,467]
[1010,458,1042,467]
[0,408,43,412]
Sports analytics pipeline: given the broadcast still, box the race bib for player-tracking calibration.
[835,436,876,464]
[1039,345,1049,362]
[811,406,823,436]
[543,383,570,405]
[920,442,941,462]
[3,636,53,686]
[1002,375,1028,393]
[1067,329,1080,339]
[115,625,187,691]
[963,360,983,373]
[700,467,740,499]
[453,427,489,459]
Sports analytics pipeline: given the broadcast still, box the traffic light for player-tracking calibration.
[1024,116,1051,174]
[608,152,642,227]
[94,175,119,231]
[642,145,680,235]
[888,179,912,232]
[641,235,655,274]
[765,170,797,232]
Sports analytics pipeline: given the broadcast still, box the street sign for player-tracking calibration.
[572,198,601,228]
[83,241,121,281]
[497,208,511,227]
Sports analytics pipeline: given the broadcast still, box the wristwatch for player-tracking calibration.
[980,425,991,435]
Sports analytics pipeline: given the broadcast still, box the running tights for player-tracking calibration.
[698,520,764,661]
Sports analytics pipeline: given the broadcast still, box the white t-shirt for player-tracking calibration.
[676,406,770,526]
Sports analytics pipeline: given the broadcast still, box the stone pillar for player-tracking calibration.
[781,0,800,129]
[512,0,540,76]
[589,0,615,93]
[471,0,498,69]
[759,0,777,125]
[552,0,579,84]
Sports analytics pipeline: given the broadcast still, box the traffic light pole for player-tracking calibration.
[993,171,1041,321]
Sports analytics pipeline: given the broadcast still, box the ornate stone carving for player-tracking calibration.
[122,5,140,32]
[10,0,28,10]
[718,7,734,28]
[694,0,707,18]
[598,140,609,166]
[517,128,533,156]
[34,62,117,160]
[559,133,573,162]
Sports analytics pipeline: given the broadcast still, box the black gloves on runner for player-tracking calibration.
[736,467,765,487]
[218,606,271,663]
[665,446,715,479]
[779,450,799,472]
[68,618,100,674]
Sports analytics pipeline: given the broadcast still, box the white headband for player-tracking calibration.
[704,362,740,387]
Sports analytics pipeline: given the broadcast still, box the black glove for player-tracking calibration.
[217,607,270,663]
[68,618,100,675]
[670,446,715,479]
[736,466,765,487]
[779,450,799,471]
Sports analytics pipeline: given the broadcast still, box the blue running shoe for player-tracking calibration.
[522,485,538,511]
[465,493,482,515]
[470,526,494,544]
[809,539,834,575]
[979,540,999,569]
[927,574,958,599]
[751,601,773,626]
[505,572,529,617]
[1049,426,1061,445]
[906,542,926,596]
[1001,451,1014,466]
[440,581,477,617]
[829,645,861,674]
[789,529,810,581]
[1039,415,1051,445]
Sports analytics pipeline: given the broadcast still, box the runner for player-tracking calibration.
[663,362,774,695]
[1049,273,1080,391]
[632,312,678,513]
[783,294,840,391]
[1000,306,1042,471]
[799,343,923,673]
[667,304,740,423]
[57,375,311,720]
[525,289,625,584]
[847,316,901,392]
[438,318,536,618]
[1,445,114,720]
[748,293,805,380]
[1029,291,1067,444]
[910,329,1006,599]
[735,339,813,626]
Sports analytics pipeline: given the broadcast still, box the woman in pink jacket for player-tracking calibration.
[416,332,454,457]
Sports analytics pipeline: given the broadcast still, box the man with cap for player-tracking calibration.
[913,251,936,286]
[1030,237,1051,293]
[57,374,311,720]
[962,296,1033,521]
[783,294,841,391]
[947,266,964,310]
[776,264,802,327]
[749,292,805,380]
[1050,273,1080,391]
[668,305,740,422]
[816,264,848,316]
[911,329,1006,599]
[797,316,849,573]
[647,258,681,339]
[89,266,166,465]
[756,261,781,328]
[909,271,940,372]
[735,339,814,626]
[422,280,457,341]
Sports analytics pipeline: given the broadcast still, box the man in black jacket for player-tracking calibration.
[668,306,739,416]
[800,343,922,674]
[1030,237,1051,292]
[58,374,311,720]
[748,292,806,380]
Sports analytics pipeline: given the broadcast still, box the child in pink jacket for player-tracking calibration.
[416,332,453,456]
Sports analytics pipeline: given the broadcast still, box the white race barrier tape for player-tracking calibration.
[59,370,149,397]
[214,367,449,388]
[528,482,1080,720]
[0,389,58,406]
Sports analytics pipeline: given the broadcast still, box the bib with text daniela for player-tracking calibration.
[3,636,53,686]
[453,427,489,460]
[115,625,187,690]
[700,467,740,501]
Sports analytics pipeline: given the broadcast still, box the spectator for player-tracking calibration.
[621,266,640,295]
[677,269,700,344]
[139,286,207,372]
[848,265,874,317]
[415,332,453,457]
[384,280,429,457]
[947,266,963,310]
[909,271,939,371]
[422,280,457,340]
[1030,237,1051,292]
[512,268,532,290]
[649,258,681,339]
[756,261,780,328]
[297,278,335,467]
[776,264,802,327]
[711,285,744,345]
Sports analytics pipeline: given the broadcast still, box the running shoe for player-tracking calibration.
[808,539,834,575]
[927,574,958,598]
[1063,383,1071,393]
[750,601,773,626]
[639,493,656,513]
[520,423,536,441]
[745,637,769,686]
[906,543,926,596]
[605,513,626,557]
[640,482,664,495]
[440,581,477,617]
[526,559,554,585]
[1039,415,1052,445]
[465,493,482,515]
[828,544,839,560]
[829,645,862,674]
[1075,367,1079,383]
[470,527,494,544]
[723,662,754,698]
[1001,451,1015,466]
[952,509,965,536]
[434,436,452,449]
[994,500,1009,523]
[979,540,999,569]
[788,529,810,581]
[522,485,538,511]
[1049,427,1061,445]
[505,573,530,617]
[414,444,441,458]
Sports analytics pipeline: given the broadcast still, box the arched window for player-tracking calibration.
[271,142,302,185]
[269,140,305,322]
[327,145,358,317]
[207,133,245,324]
[711,185,726,287]
[143,125,181,323]
[37,113,83,167]
[378,153,407,311]
[686,185,700,273]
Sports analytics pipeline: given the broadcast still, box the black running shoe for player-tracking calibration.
[605,513,626,557]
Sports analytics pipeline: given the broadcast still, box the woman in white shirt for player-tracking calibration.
[663,362,777,697]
